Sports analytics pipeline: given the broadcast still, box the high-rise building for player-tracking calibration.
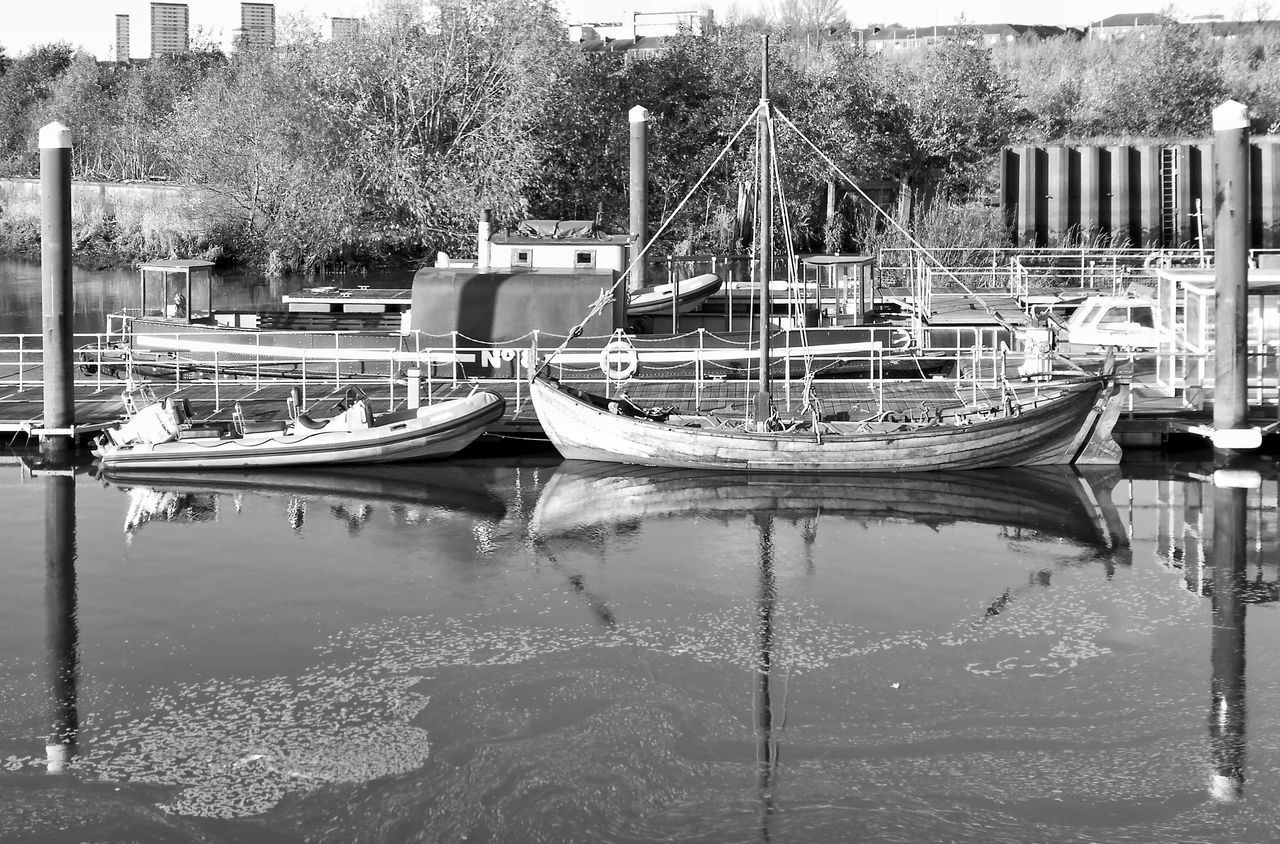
[150,2,189,55]
[331,17,361,40]
[236,3,275,51]
[115,14,130,61]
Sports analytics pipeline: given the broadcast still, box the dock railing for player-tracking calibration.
[12,326,1278,435]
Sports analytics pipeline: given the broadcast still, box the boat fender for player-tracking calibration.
[599,337,639,380]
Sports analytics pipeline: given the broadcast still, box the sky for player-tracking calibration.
[0,0,1257,60]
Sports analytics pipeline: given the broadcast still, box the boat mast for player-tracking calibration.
[753,35,773,429]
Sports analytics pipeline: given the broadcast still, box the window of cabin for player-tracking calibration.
[574,250,596,268]
[512,249,532,267]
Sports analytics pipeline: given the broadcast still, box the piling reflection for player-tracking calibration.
[1209,478,1248,802]
[1139,460,1280,803]
[41,465,79,773]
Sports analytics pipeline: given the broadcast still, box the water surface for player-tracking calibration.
[2,455,1279,842]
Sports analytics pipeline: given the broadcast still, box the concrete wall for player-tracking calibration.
[1002,139,1280,249]
[0,178,194,215]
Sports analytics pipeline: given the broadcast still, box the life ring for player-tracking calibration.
[599,337,639,380]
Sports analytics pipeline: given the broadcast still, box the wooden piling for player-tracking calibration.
[1212,101,1251,445]
[39,122,74,453]
[629,105,649,292]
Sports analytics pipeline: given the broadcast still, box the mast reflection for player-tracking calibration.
[43,467,79,773]
[753,512,778,841]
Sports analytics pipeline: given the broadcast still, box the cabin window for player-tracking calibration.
[574,250,596,268]
[512,249,532,267]
[1099,306,1154,328]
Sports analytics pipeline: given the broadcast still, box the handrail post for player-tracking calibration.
[696,328,704,410]
[426,343,435,403]
[452,332,459,385]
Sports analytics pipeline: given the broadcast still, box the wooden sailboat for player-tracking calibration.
[529,37,1127,473]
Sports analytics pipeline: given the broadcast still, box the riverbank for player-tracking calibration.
[0,178,224,269]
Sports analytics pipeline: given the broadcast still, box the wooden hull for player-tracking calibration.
[95,391,505,470]
[530,372,1125,473]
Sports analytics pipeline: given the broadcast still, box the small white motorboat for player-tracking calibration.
[94,386,505,470]
[626,272,722,316]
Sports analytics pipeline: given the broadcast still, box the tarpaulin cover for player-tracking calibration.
[409,268,619,342]
[514,220,600,239]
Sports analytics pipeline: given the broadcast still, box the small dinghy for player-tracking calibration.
[94,385,505,470]
[626,272,722,316]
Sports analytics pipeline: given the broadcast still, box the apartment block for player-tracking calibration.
[150,2,189,56]
[331,16,361,40]
[115,14,130,61]
[235,2,275,51]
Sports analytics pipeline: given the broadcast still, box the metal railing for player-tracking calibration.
[15,327,1272,432]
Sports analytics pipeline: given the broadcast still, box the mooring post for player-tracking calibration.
[40,121,74,455]
[629,105,649,293]
[1211,101,1255,452]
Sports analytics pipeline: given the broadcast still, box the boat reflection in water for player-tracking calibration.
[531,461,1133,840]
[101,462,509,542]
[531,460,1132,563]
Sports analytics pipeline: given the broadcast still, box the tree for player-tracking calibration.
[772,0,848,41]
[770,44,911,249]
[900,25,1018,202]
[0,43,74,174]
[39,53,118,178]
[163,0,573,270]
[1082,24,1224,136]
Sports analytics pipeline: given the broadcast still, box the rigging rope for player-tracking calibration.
[765,111,812,363]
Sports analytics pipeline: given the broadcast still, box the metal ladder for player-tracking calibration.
[1159,147,1178,248]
